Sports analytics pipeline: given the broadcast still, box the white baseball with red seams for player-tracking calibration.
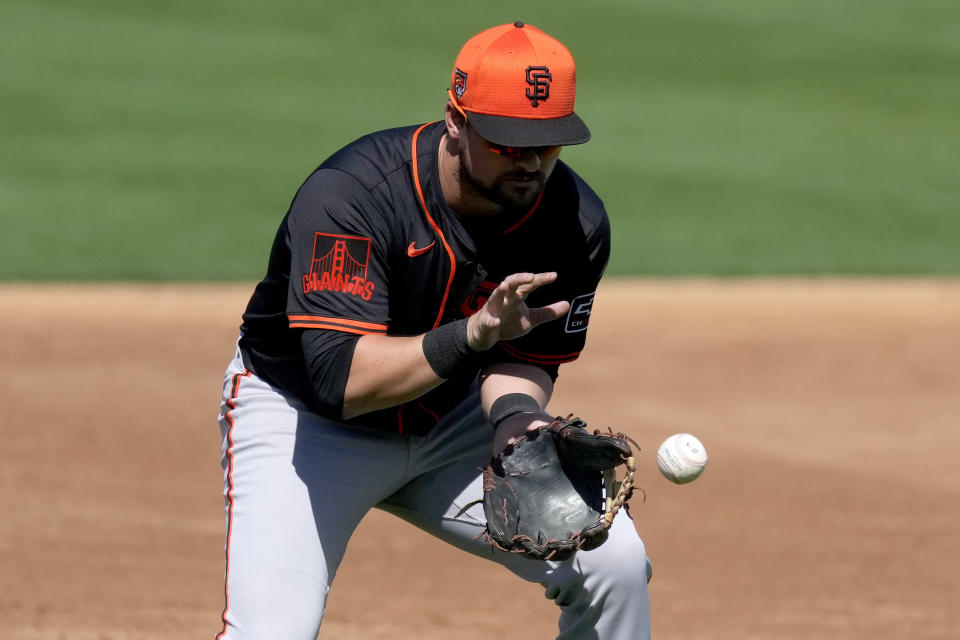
[656,433,708,484]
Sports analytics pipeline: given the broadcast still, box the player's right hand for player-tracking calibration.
[466,272,570,352]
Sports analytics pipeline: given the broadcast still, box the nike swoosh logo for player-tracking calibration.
[407,241,435,257]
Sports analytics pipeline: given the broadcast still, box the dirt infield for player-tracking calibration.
[1,280,958,639]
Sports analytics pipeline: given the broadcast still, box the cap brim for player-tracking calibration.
[467,111,591,147]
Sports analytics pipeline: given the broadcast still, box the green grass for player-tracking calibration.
[1,0,958,279]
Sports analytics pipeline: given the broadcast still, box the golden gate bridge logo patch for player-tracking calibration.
[302,232,376,301]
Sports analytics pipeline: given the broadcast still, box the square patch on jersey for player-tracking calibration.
[302,232,376,301]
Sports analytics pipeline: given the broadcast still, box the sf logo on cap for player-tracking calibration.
[525,66,552,107]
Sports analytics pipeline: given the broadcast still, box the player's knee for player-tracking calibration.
[617,536,653,586]
[220,568,328,640]
[583,526,652,587]
[222,607,323,640]
[543,534,649,612]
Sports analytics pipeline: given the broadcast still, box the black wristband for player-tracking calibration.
[488,393,541,430]
[422,318,476,379]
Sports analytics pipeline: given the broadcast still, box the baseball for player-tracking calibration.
[656,433,708,484]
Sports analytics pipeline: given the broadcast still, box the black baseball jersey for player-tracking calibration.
[239,121,610,435]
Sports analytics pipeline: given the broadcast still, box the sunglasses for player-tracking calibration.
[478,136,562,160]
[448,90,562,160]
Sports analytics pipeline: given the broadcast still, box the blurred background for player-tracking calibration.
[2,0,958,281]
[2,2,959,639]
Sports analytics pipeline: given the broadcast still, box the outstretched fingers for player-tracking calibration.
[486,273,532,314]
[528,299,571,327]
[491,272,557,307]
[467,272,566,351]
[515,271,558,298]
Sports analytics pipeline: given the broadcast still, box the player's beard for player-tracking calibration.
[457,156,547,211]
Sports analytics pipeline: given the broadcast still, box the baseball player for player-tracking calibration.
[216,22,652,639]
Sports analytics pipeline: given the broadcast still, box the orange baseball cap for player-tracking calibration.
[449,22,591,147]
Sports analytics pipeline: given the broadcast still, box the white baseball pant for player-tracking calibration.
[216,347,652,639]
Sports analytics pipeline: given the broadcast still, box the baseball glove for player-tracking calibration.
[476,416,638,561]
